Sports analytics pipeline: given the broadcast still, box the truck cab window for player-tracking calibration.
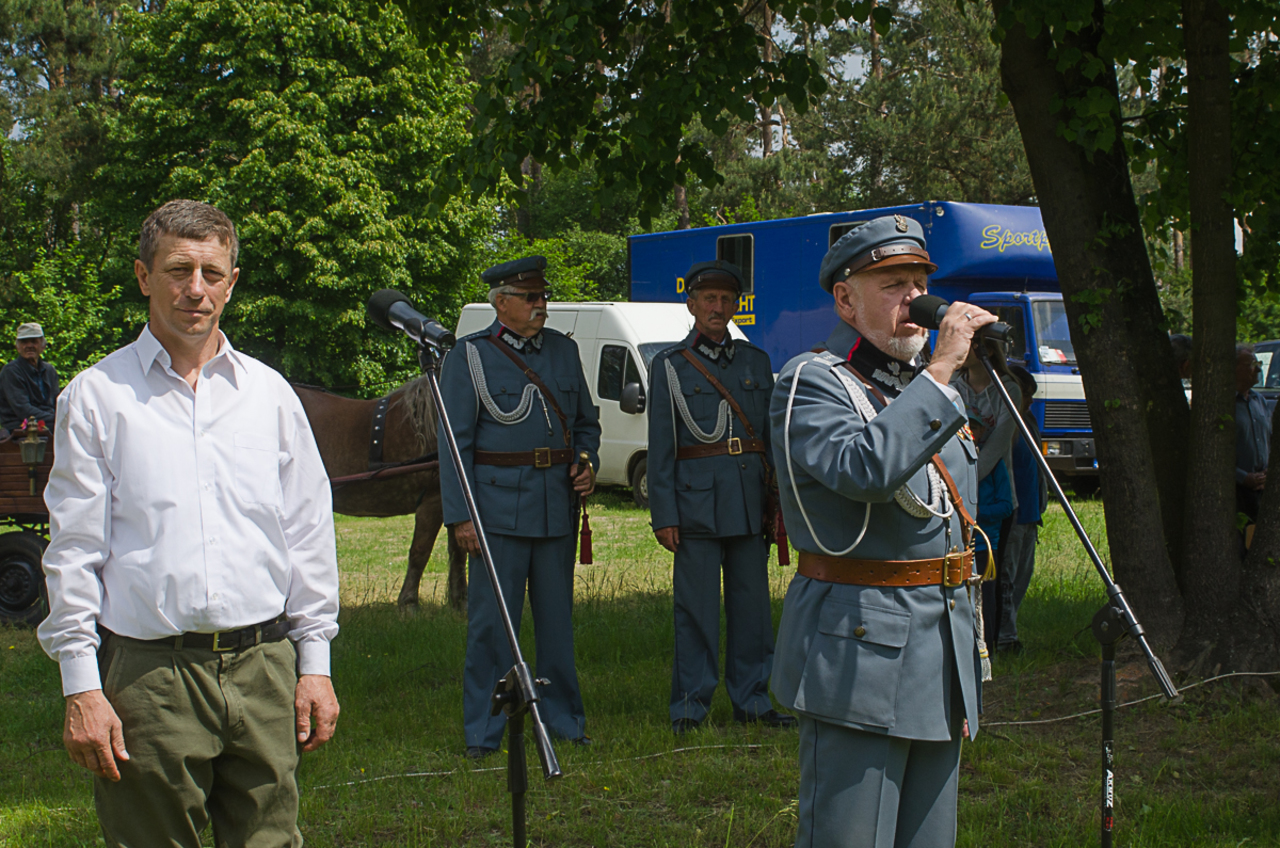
[1032,300,1077,366]
[598,344,642,401]
[716,234,754,293]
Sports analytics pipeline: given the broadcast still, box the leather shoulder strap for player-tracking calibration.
[840,361,973,546]
[678,348,757,439]
[485,335,571,446]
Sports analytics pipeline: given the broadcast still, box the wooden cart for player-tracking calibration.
[0,428,53,626]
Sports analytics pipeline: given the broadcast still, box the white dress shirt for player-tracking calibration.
[38,326,339,696]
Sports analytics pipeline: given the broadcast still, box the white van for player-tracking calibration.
[454,302,747,506]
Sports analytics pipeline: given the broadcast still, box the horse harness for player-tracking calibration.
[328,395,439,488]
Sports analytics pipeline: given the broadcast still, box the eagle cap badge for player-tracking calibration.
[894,214,909,233]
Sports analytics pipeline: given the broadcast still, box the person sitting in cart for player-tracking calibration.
[0,322,59,433]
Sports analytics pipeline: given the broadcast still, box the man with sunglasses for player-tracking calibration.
[438,256,601,758]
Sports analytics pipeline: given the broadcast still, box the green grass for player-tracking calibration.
[4,492,1280,846]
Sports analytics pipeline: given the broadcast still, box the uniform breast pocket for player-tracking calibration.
[960,437,979,465]
[555,377,580,416]
[796,597,911,729]
[234,431,282,507]
[739,374,769,419]
[681,380,722,421]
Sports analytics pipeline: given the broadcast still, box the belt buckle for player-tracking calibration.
[211,630,235,652]
[534,447,552,469]
[943,548,965,588]
[727,437,743,456]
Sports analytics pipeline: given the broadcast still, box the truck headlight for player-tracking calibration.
[1042,441,1069,456]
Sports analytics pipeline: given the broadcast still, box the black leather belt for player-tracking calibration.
[128,615,291,652]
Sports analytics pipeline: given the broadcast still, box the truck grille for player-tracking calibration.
[1044,401,1091,430]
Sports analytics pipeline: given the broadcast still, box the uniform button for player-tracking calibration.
[854,626,867,638]
[929,419,942,431]
[745,379,753,387]
[950,599,956,610]
[741,463,747,469]
[694,386,701,393]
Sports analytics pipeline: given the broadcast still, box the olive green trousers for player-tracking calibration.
[94,634,302,848]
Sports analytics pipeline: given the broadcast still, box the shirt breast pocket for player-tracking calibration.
[234,431,282,507]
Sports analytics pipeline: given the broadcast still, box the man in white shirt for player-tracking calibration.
[37,200,340,846]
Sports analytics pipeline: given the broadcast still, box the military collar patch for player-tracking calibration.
[693,333,735,364]
[846,335,917,398]
[498,325,543,353]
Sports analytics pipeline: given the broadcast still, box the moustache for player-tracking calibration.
[531,307,548,318]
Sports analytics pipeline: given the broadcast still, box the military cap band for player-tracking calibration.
[482,255,549,289]
[837,244,934,281]
[491,270,548,289]
[685,259,744,294]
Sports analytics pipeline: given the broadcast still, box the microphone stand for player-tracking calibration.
[417,339,562,847]
[976,346,1177,847]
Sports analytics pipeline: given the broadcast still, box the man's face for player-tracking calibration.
[835,266,929,361]
[494,288,548,337]
[686,286,739,341]
[135,234,238,347]
[16,336,45,366]
[1236,351,1262,394]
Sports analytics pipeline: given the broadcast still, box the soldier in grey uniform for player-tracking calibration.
[438,256,601,758]
[769,216,997,847]
[647,261,795,733]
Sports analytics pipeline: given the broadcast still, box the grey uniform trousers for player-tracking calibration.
[795,714,964,848]
[464,532,585,749]
[670,534,775,723]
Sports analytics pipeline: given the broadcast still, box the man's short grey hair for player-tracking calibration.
[139,199,238,270]
[488,285,523,307]
[1237,343,1256,357]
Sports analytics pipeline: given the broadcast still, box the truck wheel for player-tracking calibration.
[0,531,49,627]
[630,458,649,509]
[1072,477,1101,499]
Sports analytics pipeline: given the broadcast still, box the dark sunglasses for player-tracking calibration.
[514,290,551,304]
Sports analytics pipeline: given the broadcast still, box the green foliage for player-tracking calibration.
[97,0,495,391]
[456,228,629,317]
[0,245,121,376]
[804,0,1035,208]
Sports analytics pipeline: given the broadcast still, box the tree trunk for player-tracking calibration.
[994,0,1187,646]
[1175,0,1251,670]
[674,183,690,230]
[760,3,774,157]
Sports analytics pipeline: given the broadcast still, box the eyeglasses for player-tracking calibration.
[514,290,551,304]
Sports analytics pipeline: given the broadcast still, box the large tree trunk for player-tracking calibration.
[994,0,1187,645]
[1176,0,1245,669]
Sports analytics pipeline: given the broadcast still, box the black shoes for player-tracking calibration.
[672,717,702,735]
[571,735,593,747]
[734,708,798,729]
[466,746,497,760]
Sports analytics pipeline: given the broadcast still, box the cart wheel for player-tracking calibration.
[630,457,649,509]
[0,531,49,627]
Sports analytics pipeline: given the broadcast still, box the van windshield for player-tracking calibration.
[1032,300,1077,366]
[639,342,683,369]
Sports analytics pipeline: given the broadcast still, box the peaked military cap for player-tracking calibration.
[685,260,744,295]
[819,214,938,293]
[482,255,548,289]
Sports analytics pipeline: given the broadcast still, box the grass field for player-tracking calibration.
[3,491,1279,846]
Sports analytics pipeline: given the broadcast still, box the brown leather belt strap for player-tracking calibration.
[676,438,766,460]
[474,448,573,468]
[486,335,572,447]
[678,348,758,439]
[798,550,973,588]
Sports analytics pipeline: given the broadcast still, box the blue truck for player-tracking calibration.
[627,200,1099,489]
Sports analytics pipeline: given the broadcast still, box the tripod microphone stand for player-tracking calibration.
[977,346,1178,847]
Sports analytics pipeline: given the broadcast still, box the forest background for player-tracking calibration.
[3,0,1275,392]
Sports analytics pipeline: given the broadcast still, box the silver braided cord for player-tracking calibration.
[665,358,730,444]
[466,341,539,425]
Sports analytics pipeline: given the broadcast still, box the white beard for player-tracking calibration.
[860,326,926,362]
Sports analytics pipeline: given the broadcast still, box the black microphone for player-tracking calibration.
[367,289,456,349]
[909,295,1013,343]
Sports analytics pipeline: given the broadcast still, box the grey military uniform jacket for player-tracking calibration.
[438,320,601,538]
[646,331,774,538]
[768,322,981,741]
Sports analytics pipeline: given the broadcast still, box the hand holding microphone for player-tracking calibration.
[909,294,1002,385]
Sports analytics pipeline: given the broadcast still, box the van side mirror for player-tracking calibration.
[620,382,646,415]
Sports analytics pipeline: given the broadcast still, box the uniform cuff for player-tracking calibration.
[295,638,331,676]
[60,654,102,697]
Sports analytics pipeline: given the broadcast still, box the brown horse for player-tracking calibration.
[293,378,467,610]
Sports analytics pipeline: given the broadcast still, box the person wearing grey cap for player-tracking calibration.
[0,322,59,432]
[646,260,794,734]
[438,255,602,758]
[769,214,995,847]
